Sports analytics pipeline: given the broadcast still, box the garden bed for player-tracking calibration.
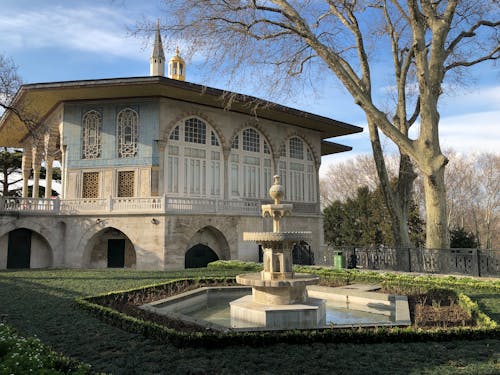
[76,264,498,347]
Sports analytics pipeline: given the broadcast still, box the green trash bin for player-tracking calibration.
[333,251,345,270]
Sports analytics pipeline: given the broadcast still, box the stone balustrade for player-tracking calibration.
[0,196,320,216]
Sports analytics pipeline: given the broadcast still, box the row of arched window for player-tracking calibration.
[81,110,317,202]
[82,108,138,160]
[166,118,317,203]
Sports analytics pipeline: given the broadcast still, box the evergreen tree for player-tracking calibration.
[323,184,424,248]
[0,147,23,196]
[450,227,479,248]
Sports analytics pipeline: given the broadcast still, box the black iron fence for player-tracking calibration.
[317,246,500,277]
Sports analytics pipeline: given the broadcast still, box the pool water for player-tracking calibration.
[189,295,392,329]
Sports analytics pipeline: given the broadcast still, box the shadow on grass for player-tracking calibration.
[0,270,498,375]
[471,293,500,323]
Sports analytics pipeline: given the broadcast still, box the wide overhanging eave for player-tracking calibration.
[0,77,363,146]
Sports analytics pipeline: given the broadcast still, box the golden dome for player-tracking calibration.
[168,48,186,81]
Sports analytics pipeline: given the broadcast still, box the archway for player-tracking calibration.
[85,227,136,268]
[184,226,230,268]
[1,228,53,269]
[293,241,314,265]
[185,244,219,268]
[7,229,31,268]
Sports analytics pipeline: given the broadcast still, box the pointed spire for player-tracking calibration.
[150,20,165,76]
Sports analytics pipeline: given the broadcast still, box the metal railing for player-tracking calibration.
[317,246,500,277]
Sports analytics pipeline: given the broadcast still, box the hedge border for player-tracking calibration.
[75,271,499,348]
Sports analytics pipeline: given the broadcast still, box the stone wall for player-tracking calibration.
[0,212,322,270]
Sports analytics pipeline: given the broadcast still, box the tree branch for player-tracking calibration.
[446,20,500,58]
[445,45,500,70]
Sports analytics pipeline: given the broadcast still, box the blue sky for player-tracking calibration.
[1,0,498,175]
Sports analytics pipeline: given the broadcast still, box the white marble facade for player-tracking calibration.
[0,30,361,270]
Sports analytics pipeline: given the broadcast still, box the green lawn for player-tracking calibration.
[0,269,499,375]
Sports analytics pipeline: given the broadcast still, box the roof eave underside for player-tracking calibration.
[321,140,352,156]
[0,77,363,147]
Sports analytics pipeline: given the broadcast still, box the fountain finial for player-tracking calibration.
[269,175,284,204]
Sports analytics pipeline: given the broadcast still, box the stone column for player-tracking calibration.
[60,145,67,198]
[44,156,54,198]
[157,140,167,195]
[21,150,32,198]
[223,147,230,200]
[31,147,42,198]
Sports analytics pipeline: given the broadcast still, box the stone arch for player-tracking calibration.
[228,122,276,157]
[278,132,320,168]
[162,111,226,148]
[228,124,275,199]
[292,241,314,265]
[82,227,136,268]
[0,226,53,269]
[185,245,219,268]
[184,225,230,268]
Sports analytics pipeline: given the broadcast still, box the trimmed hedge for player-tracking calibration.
[0,323,91,374]
[208,260,500,291]
[75,269,499,348]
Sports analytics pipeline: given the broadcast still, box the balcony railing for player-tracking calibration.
[0,196,320,216]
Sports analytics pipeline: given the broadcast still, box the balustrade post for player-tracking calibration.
[53,196,61,213]
[108,196,113,212]
[163,195,168,212]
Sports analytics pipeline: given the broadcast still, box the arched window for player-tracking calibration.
[230,128,272,199]
[117,108,138,158]
[82,110,101,159]
[279,137,316,202]
[165,117,222,197]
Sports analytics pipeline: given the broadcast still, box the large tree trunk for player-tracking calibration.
[367,117,414,269]
[423,166,449,249]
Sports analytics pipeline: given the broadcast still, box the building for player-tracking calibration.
[0,25,362,270]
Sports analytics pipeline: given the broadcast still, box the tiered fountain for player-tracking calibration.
[230,175,326,329]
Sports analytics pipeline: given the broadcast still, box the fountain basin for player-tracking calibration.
[139,284,411,331]
[242,232,311,242]
[236,272,320,304]
[230,294,325,329]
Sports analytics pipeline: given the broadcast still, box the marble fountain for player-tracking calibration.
[141,176,410,331]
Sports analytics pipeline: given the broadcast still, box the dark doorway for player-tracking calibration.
[185,244,219,268]
[7,229,32,269]
[107,239,125,268]
[293,242,314,265]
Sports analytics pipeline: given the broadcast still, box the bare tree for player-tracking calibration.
[320,154,400,205]
[146,1,499,249]
[0,54,42,140]
[0,54,22,112]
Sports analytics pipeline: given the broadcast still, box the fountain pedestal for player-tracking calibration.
[230,176,326,329]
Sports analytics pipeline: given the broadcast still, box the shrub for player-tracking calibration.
[0,323,90,374]
[208,260,263,272]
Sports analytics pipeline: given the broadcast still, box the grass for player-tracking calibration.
[0,268,499,374]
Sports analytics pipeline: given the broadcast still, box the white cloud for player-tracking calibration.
[439,111,500,154]
[0,4,147,60]
[440,85,500,115]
